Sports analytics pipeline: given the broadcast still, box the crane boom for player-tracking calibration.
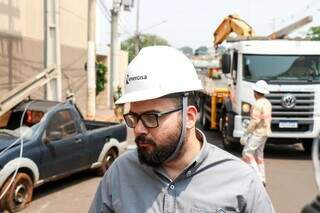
[213,15,313,48]
[213,14,255,48]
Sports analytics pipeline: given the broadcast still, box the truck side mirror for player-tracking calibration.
[221,54,231,74]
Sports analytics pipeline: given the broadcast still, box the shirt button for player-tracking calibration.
[169,185,175,190]
[186,170,192,176]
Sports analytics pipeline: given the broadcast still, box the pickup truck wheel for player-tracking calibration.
[97,148,118,176]
[221,114,237,151]
[0,173,33,212]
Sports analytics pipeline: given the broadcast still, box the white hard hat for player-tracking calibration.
[252,80,269,95]
[115,46,203,104]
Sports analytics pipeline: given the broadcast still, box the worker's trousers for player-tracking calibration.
[242,134,268,183]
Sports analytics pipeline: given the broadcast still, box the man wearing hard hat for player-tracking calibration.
[241,80,272,187]
[89,46,274,213]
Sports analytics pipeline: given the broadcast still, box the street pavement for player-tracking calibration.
[21,122,317,213]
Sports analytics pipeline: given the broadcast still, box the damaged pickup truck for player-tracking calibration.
[0,99,127,212]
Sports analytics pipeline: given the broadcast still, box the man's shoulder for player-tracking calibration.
[113,149,139,167]
[254,98,271,110]
[258,97,272,106]
[106,149,157,182]
[205,144,253,174]
[203,145,261,190]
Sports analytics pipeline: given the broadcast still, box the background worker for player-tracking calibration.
[89,46,274,213]
[242,80,272,186]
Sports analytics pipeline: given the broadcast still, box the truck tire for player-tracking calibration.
[97,148,118,176]
[0,173,33,212]
[221,113,237,151]
[302,140,312,154]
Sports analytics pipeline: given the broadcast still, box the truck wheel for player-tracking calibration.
[0,173,33,212]
[302,141,312,154]
[97,148,118,176]
[221,114,237,151]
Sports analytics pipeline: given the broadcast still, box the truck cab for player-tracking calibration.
[220,39,320,151]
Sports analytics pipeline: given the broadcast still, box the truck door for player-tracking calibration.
[39,109,88,178]
[229,51,238,108]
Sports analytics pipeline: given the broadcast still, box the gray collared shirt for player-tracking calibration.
[89,129,275,213]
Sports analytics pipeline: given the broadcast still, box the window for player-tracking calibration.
[46,110,78,140]
[243,54,320,83]
[232,51,238,81]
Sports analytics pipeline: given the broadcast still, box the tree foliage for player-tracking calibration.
[121,33,170,62]
[194,46,209,56]
[179,46,193,57]
[307,26,320,41]
[96,62,107,95]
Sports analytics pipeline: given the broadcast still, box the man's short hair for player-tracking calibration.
[163,92,200,112]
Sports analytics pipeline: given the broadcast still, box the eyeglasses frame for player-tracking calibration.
[123,107,182,128]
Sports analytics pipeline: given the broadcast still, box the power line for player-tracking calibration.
[97,3,111,22]
[97,0,111,22]
[119,16,133,36]
[97,1,133,38]
[99,0,111,17]
[279,0,320,25]
[59,6,87,22]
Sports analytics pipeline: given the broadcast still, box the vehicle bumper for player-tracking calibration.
[233,115,320,139]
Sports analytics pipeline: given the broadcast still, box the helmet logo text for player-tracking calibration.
[126,74,148,84]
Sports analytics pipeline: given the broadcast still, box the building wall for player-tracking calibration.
[0,0,129,114]
[0,0,89,112]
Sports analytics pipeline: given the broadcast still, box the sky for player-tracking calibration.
[97,0,320,50]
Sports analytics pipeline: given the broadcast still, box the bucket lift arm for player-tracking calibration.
[0,66,57,117]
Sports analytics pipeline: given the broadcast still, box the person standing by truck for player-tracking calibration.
[241,80,272,186]
[90,46,274,213]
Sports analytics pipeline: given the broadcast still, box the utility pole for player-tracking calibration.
[108,0,133,109]
[87,0,96,119]
[44,0,62,101]
[108,0,121,109]
[134,0,140,55]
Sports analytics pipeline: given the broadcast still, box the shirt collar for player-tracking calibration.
[192,128,210,167]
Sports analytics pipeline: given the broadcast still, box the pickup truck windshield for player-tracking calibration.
[243,54,320,83]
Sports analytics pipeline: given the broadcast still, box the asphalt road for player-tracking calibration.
[22,128,318,213]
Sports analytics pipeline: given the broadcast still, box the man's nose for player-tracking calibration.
[134,119,149,134]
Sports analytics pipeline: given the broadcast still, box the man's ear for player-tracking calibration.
[186,105,198,129]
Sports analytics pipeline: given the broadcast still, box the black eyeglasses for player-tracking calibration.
[123,107,182,128]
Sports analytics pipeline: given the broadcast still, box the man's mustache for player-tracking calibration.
[135,135,156,146]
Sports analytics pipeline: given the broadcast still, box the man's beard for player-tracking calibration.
[135,123,183,167]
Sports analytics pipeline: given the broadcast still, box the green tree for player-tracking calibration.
[194,46,209,56]
[121,33,170,62]
[179,46,193,57]
[96,62,107,95]
[307,26,320,41]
